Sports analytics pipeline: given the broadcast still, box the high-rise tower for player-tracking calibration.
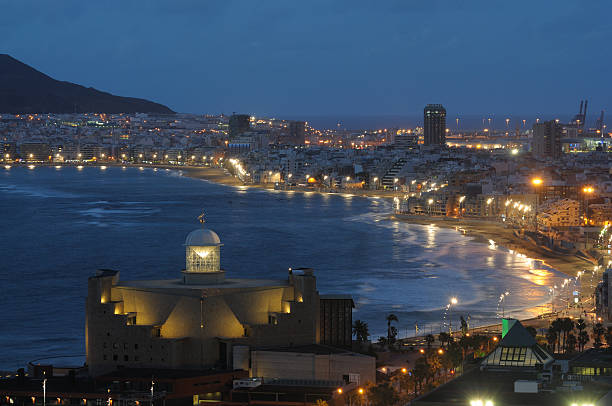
[424,104,447,146]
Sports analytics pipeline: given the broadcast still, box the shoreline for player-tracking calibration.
[5,163,597,344]
[10,162,593,280]
[389,214,595,280]
[11,162,594,280]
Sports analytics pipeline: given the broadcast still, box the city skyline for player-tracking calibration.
[1,1,610,117]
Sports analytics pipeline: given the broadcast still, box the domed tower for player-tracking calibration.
[182,214,225,284]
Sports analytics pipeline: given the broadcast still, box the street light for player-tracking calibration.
[448,297,458,333]
[531,178,543,231]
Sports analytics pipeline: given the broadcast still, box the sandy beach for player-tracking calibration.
[389,214,595,279]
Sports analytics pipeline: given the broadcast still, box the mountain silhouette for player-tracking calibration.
[0,55,174,114]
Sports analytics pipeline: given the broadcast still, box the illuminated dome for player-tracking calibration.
[185,228,221,247]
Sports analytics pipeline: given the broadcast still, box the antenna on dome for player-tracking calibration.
[197,210,206,226]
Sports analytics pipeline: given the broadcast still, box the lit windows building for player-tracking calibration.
[423,104,446,147]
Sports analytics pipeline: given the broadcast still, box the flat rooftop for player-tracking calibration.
[570,349,612,367]
[117,277,289,293]
[413,369,609,406]
[253,344,365,356]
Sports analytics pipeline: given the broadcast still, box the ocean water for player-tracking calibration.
[0,166,571,370]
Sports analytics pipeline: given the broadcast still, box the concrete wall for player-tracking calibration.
[250,350,376,386]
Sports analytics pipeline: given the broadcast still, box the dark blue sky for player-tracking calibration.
[2,1,610,120]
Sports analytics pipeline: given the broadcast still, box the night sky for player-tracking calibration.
[2,1,610,119]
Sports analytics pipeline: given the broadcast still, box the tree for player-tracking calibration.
[561,318,575,353]
[390,326,398,343]
[546,329,557,353]
[438,332,450,349]
[605,327,612,350]
[412,357,429,394]
[566,333,577,353]
[593,323,605,349]
[550,318,564,352]
[386,314,398,344]
[352,320,370,344]
[315,400,329,406]
[368,382,399,406]
[576,318,587,333]
[526,326,537,338]
[578,330,589,352]
[460,316,469,336]
[576,318,588,352]
[427,354,442,384]
[446,342,463,368]
[458,335,472,360]
[425,334,435,349]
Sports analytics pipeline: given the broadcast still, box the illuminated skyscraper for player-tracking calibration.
[424,104,446,146]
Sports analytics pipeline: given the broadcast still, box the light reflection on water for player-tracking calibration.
[0,166,575,369]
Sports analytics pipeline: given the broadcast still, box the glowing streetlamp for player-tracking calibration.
[531,178,543,232]
[448,297,458,333]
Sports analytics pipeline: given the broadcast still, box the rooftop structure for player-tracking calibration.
[481,319,554,370]
[85,218,355,378]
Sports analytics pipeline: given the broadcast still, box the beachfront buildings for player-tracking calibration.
[85,222,372,383]
[536,198,581,231]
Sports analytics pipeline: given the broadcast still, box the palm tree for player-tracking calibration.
[352,320,370,344]
[425,334,435,349]
[386,314,398,343]
[593,323,605,349]
[546,329,557,353]
[576,318,587,333]
[413,357,429,394]
[605,327,612,349]
[577,318,588,352]
[578,330,589,352]
[561,318,575,353]
[566,333,577,353]
[551,318,564,351]
[438,332,450,349]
